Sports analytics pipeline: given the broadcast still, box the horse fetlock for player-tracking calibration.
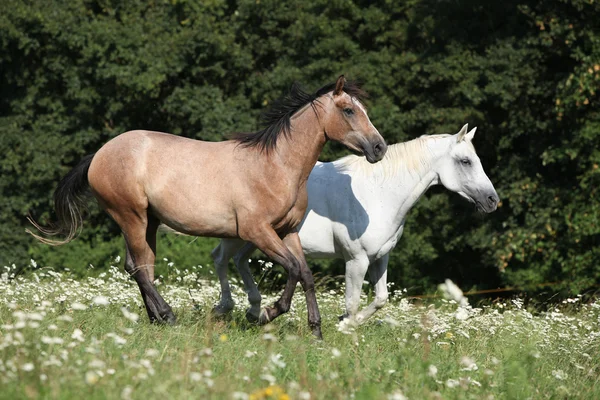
[257,307,274,325]
[212,300,235,316]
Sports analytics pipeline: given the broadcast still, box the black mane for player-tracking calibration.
[231,80,368,152]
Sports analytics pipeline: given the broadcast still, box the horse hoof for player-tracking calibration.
[150,311,177,325]
[163,311,177,325]
[245,309,260,324]
[312,327,323,340]
[212,304,234,317]
[338,313,349,322]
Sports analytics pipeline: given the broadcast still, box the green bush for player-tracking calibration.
[1,0,598,295]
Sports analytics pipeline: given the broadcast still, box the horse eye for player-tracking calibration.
[343,108,354,116]
[461,158,471,166]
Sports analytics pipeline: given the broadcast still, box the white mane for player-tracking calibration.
[333,134,453,181]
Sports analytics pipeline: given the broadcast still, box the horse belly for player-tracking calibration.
[147,180,239,237]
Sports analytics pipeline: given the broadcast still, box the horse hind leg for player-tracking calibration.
[121,212,176,324]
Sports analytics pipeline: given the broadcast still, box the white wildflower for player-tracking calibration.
[269,354,286,369]
[262,333,277,342]
[71,302,87,311]
[331,348,342,358]
[460,356,478,371]
[199,348,213,357]
[552,370,567,380]
[21,363,35,372]
[427,364,438,377]
[260,374,276,385]
[438,279,469,307]
[121,307,139,323]
[92,296,110,306]
[27,312,44,321]
[71,329,85,342]
[121,386,133,400]
[145,349,160,358]
[190,372,202,382]
[446,379,460,388]
[85,370,100,385]
[41,336,64,345]
[387,390,407,400]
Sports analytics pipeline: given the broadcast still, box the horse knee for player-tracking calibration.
[232,251,247,267]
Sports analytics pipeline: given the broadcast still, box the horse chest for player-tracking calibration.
[272,192,308,233]
[371,225,405,260]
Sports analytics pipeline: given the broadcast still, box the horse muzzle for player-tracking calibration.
[475,191,499,213]
[364,138,387,164]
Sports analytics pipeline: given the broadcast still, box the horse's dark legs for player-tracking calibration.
[246,227,322,339]
[281,232,321,338]
[121,213,176,324]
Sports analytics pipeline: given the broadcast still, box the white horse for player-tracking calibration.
[211,124,499,324]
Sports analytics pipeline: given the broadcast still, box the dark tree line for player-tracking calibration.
[1,0,598,295]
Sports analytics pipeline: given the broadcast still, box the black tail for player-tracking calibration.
[27,154,95,245]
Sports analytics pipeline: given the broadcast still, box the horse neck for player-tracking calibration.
[371,136,451,225]
[273,104,327,185]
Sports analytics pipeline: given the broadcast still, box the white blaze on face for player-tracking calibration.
[352,98,376,132]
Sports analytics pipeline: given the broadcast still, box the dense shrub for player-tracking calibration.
[1,0,598,294]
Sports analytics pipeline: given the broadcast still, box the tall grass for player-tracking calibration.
[1,261,598,399]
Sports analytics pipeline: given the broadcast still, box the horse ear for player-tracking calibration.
[465,127,477,142]
[333,75,346,96]
[456,124,469,142]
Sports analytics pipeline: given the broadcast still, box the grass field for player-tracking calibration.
[1,260,599,399]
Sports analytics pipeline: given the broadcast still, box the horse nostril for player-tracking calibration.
[488,196,497,206]
[373,142,384,156]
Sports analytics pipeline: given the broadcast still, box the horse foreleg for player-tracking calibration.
[355,254,389,324]
[342,255,370,322]
[211,239,245,316]
[245,226,321,338]
[282,232,322,339]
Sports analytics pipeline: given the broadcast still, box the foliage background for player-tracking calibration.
[1,0,598,296]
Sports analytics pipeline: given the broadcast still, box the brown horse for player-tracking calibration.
[28,76,387,339]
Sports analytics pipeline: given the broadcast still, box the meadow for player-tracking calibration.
[1,259,599,400]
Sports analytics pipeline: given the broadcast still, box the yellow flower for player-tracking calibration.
[219,334,228,342]
[445,332,454,339]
